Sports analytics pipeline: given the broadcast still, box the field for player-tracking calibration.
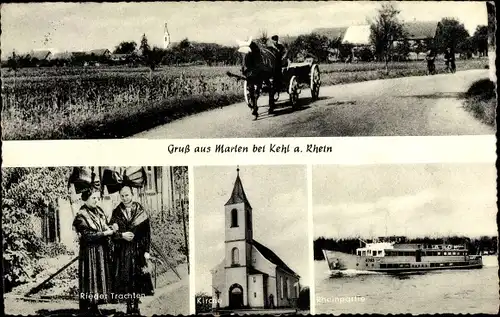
[1,58,489,140]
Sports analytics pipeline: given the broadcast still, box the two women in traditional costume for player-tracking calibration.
[70,167,154,315]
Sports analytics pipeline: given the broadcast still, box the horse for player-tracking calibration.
[236,37,280,119]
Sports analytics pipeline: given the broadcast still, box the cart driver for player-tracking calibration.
[269,35,288,90]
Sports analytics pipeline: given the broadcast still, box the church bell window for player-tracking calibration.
[231,209,238,227]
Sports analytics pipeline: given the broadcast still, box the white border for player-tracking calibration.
[2,135,496,167]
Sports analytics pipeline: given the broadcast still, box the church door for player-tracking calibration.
[229,284,244,309]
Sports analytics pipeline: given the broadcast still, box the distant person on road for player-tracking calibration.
[426,49,436,75]
[444,47,456,72]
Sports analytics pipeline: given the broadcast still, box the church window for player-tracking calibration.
[231,247,239,265]
[231,209,238,227]
[253,277,256,282]
[254,292,257,298]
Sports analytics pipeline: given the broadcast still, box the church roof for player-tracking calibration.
[225,170,252,208]
[252,240,299,277]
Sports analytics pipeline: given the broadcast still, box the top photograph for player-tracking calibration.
[1,1,496,140]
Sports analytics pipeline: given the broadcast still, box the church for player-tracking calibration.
[211,168,301,310]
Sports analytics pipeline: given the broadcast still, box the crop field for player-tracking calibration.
[1,58,489,140]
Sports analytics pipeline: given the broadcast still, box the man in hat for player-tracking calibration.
[269,35,288,90]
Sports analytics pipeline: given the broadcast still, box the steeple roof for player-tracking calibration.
[225,167,252,208]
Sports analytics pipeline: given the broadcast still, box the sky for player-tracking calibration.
[1,1,488,58]
[313,163,497,240]
[194,165,309,294]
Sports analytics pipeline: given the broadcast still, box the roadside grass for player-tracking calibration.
[1,58,489,140]
[2,92,242,139]
[462,78,497,127]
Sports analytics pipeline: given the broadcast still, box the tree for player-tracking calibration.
[369,3,405,73]
[471,25,488,56]
[393,39,411,61]
[288,33,330,63]
[114,41,137,54]
[2,167,71,291]
[139,34,165,75]
[434,18,470,53]
[457,37,474,58]
[6,51,20,71]
[139,33,151,57]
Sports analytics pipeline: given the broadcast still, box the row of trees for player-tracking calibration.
[3,3,490,71]
[314,236,498,260]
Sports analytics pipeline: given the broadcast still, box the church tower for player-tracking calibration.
[223,167,253,307]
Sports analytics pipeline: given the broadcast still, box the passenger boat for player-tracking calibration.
[322,240,483,273]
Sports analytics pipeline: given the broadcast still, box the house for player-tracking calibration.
[401,21,439,41]
[28,50,52,63]
[89,48,111,58]
[110,53,129,62]
[211,169,300,310]
[312,27,348,43]
[342,25,372,46]
[32,166,187,249]
[397,21,439,60]
[52,52,73,60]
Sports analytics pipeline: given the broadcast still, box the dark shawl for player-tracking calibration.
[72,204,113,306]
[109,201,154,298]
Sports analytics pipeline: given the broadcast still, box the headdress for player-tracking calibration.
[68,167,101,201]
[101,167,147,194]
[68,167,100,193]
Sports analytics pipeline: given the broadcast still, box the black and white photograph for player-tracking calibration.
[1,1,496,140]
[193,165,310,315]
[3,166,189,316]
[312,163,498,315]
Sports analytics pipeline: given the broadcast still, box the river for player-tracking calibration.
[314,255,498,314]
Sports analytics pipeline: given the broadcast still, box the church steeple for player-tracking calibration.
[225,166,252,209]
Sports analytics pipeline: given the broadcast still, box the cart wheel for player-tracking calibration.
[310,64,321,101]
[288,75,299,108]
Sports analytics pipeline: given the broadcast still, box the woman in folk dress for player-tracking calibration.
[109,185,154,315]
[72,186,115,315]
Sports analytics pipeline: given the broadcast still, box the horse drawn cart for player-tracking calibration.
[244,58,321,110]
[228,56,321,119]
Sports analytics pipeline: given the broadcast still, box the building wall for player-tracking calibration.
[211,260,226,308]
[252,245,277,277]
[275,269,300,307]
[267,276,277,307]
[247,274,264,307]
[225,266,248,307]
